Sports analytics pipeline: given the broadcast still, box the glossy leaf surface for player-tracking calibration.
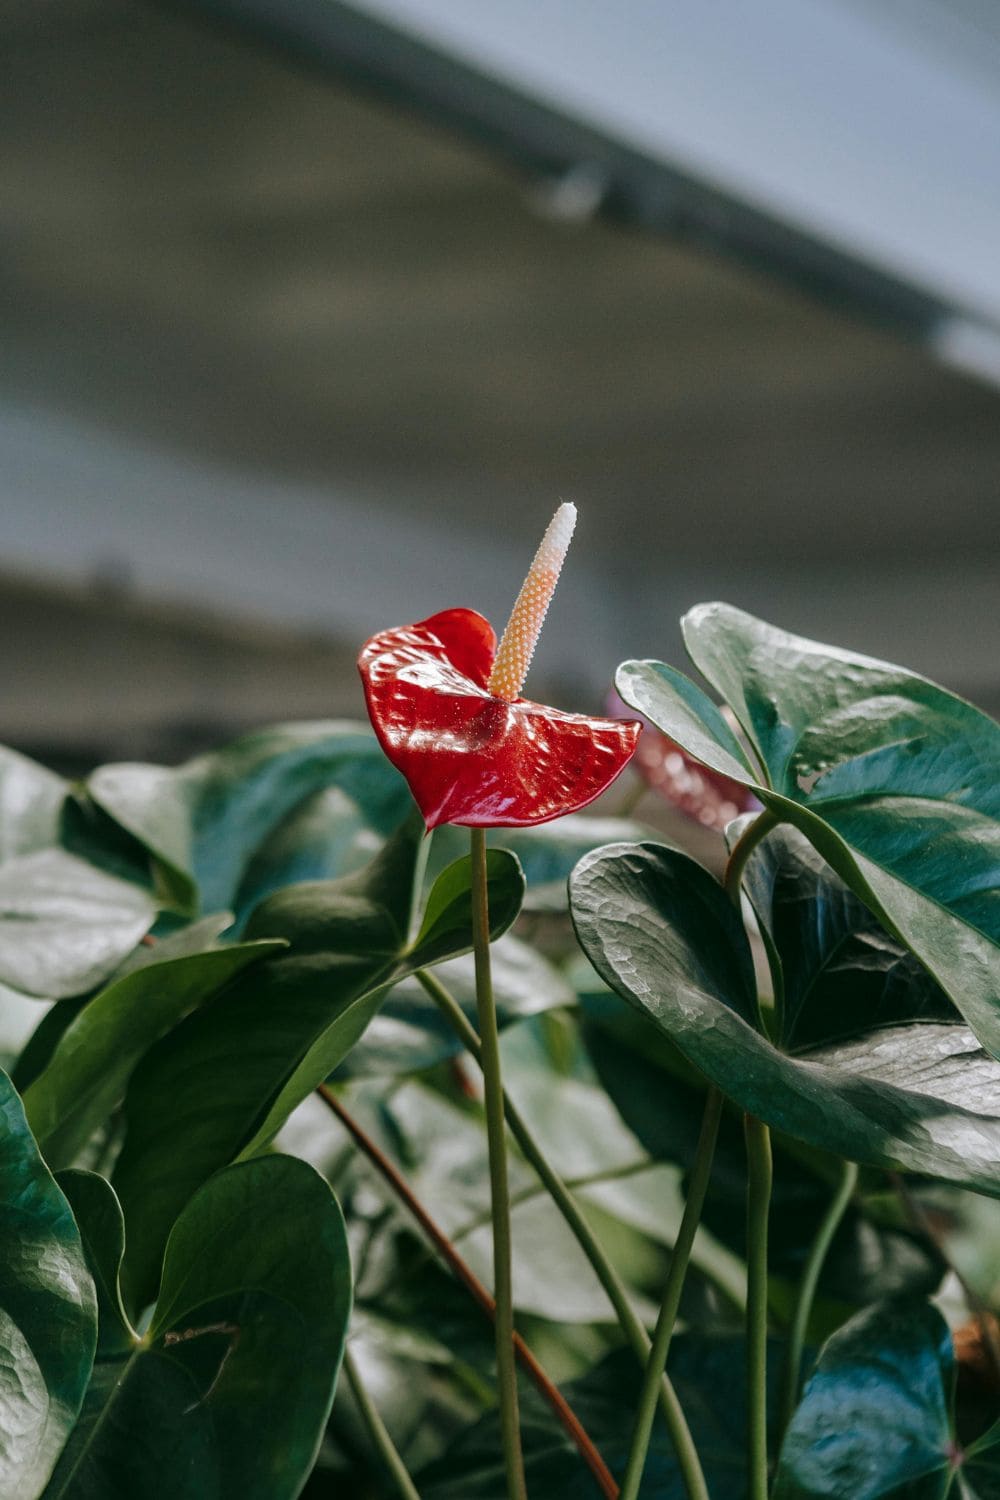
[773,1299,954,1500]
[571,842,1000,1195]
[0,1071,96,1500]
[359,608,639,828]
[56,1172,134,1359]
[88,720,410,914]
[112,820,523,1306]
[581,1000,944,1309]
[23,934,285,1168]
[43,1157,351,1500]
[742,821,956,1051]
[0,850,155,1000]
[617,605,1000,1057]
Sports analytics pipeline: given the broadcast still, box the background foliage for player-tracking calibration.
[0,605,997,1498]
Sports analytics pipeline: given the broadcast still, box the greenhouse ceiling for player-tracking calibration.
[0,0,996,760]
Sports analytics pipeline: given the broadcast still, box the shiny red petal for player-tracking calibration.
[359,608,640,829]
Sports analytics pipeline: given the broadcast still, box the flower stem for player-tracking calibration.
[470,826,527,1500]
[342,1344,422,1500]
[778,1158,858,1438]
[745,1113,773,1500]
[618,1088,722,1500]
[418,966,711,1500]
[316,1084,617,1497]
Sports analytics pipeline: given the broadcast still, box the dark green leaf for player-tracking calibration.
[112,822,522,1307]
[43,1156,351,1500]
[10,916,232,1094]
[773,1299,954,1500]
[617,606,1000,1057]
[963,1419,1000,1499]
[233,784,382,927]
[0,850,155,1000]
[23,933,285,1168]
[411,851,525,966]
[88,721,410,916]
[571,842,1000,1196]
[419,1335,774,1499]
[56,1171,133,1358]
[0,1069,96,1500]
[236,846,523,1162]
[742,822,956,1051]
[581,1001,944,1310]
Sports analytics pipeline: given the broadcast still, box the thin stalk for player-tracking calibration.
[778,1158,858,1437]
[418,967,712,1500]
[342,1344,422,1500]
[618,1089,723,1500]
[469,826,526,1500]
[723,809,779,905]
[316,1084,617,1498]
[745,1114,773,1500]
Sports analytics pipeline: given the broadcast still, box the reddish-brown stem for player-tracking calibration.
[317,1083,619,1499]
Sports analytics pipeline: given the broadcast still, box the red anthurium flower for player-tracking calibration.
[359,505,641,830]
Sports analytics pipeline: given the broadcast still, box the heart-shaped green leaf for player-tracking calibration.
[773,1299,954,1500]
[571,842,1000,1196]
[88,721,411,916]
[741,821,956,1051]
[23,931,286,1168]
[43,1156,351,1500]
[581,1000,944,1312]
[0,850,156,1000]
[0,1070,96,1500]
[112,818,523,1307]
[616,605,1000,1058]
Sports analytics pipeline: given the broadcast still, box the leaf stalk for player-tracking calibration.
[417,966,711,1500]
[342,1344,423,1500]
[745,1113,773,1500]
[618,1087,722,1500]
[778,1157,858,1438]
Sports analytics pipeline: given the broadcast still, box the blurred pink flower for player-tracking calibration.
[606,689,760,832]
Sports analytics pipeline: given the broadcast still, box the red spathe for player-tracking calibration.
[359,608,641,829]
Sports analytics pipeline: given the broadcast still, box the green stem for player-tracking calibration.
[619,1089,723,1500]
[723,809,779,905]
[418,966,712,1500]
[745,1114,773,1500]
[778,1159,858,1437]
[469,827,527,1500]
[343,1344,422,1500]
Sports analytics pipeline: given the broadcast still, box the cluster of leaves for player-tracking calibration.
[0,607,998,1498]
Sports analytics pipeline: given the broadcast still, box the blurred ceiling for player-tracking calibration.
[0,0,997,760]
